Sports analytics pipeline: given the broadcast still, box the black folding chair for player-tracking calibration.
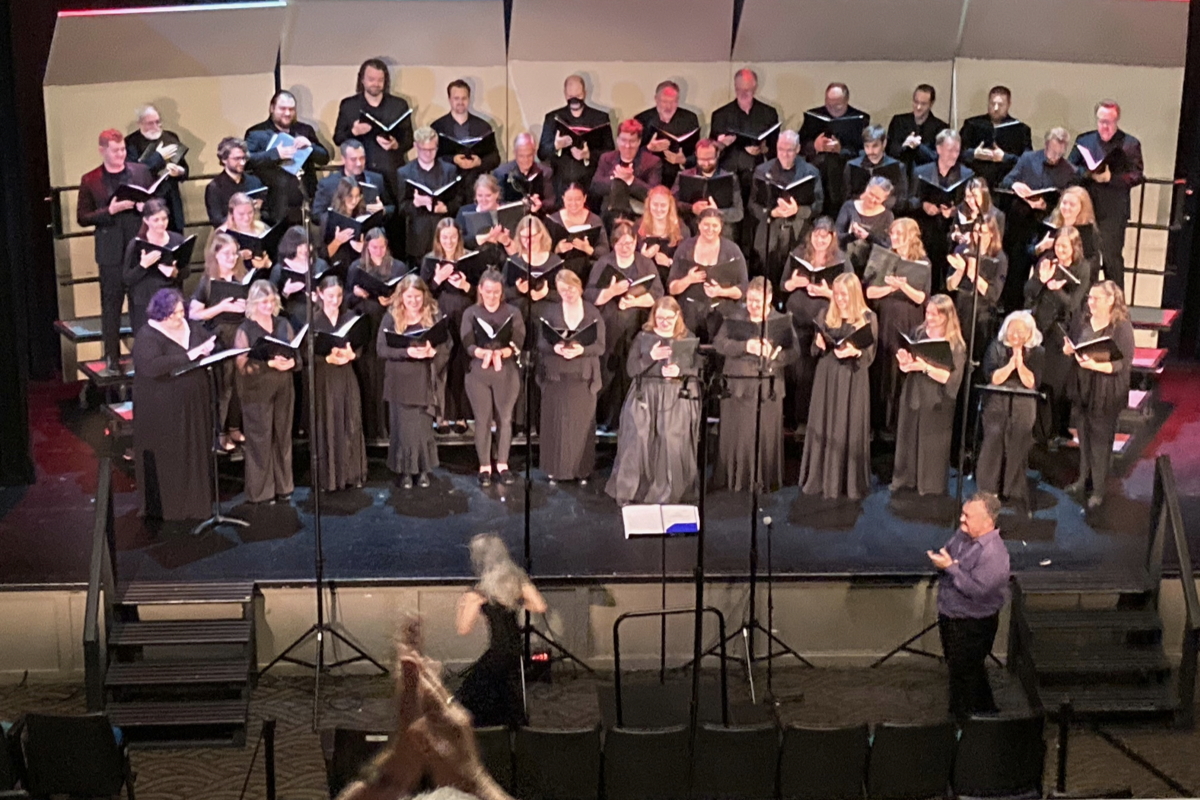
[0,723,27,799]
[953,714,1045,799]
[18,713,134,800]
[324,728,389,799]
[602,725,691,800]
[514,725,602,800]
[691,722,780,800]
[475,725,514,793]
[779,723,870,800]
[866,721,957,800]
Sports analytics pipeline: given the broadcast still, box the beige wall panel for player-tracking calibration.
[953,59,1183,179]
[506,62,733,148]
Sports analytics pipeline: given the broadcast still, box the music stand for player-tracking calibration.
[176,349,251,536]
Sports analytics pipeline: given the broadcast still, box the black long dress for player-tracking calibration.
[605,331,700,505]
[780,251,850,429]
[190,276,244,434]
[420,254,473,424]
[976,341,1045,504]
[122,232,188,335]
[131,322,213,520]
[536,302,606,480]
[637,222,690,287]
[1024,254,1091,443]
[892,333,967,495]
[1067,317,1135,497]
[584,252,665,430]
[666,237,749,341]
[347,258,408,444]
[951,247,1008,364]
[376,314,451,475]
[312,309,368,491]
[456,600,526,728]
[714,308,798,492]
[834,201,893,277]
[547,210,610,281]
[799,311,878,499]
[866,258,930,435]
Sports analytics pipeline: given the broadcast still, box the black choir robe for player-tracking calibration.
[1024,253,1091,443]
[798,104,870,213]
[546,210,610,282]
[494,159,557,213]
[122,231,189,335]
[205,171,266,228]
[959,113,1032,192]
[710,97,780,194]
[244,118,331,225]
[536,301,606,480]
[124,130,190,233]
[667,236,749,340]
[396,159,463,260]
[671,167,745,237]
[311,308,369,490]
[537,103,615,198]
[334,93,414,182]
[1068,130,1144,225]
[841,154,908,212]
[781,251,850,427]
[431,112,502,204]
[635,105,702,192]
[749,157,824,286]
[886,111,946,179]
[908,162,974,290]
[834,200,893,277]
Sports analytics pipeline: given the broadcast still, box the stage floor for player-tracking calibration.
[2,364,1198,587]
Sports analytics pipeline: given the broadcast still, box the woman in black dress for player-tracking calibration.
[1032,186,1101,271]
[188,232,248,452]
[219,192,273,275]
[1025,226,1091,447]
[950,177,1006,248]
[505,215,564,307]
[455,174,514,271]
[891,294,967,496]
[456,533,547,727]
[835,176,894,276]
[537,270,606,483]
[377,275,450,489]
[1065,280,1135,509]
[423,218,474,434]
[123,199,188,336]
[347,228,406,445]
[548,183,610,281]
[947,215,1008,363]
[715,277,797,492]
[637,185,690,286]
[312,276,368,491]
[666,208,748,341]
[132,288,215,520]
[606,296,700,505]
[780,217,849,430]
[799,272,877,500]
[977,310,1045,511]
[461,270,525,487]
[322,177,367,277]
[865,217,930,436]
[270,225,331,328]
[585,220,664,431]
[234,280,300,504]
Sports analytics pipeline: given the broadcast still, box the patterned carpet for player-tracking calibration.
[2,663,1199,799]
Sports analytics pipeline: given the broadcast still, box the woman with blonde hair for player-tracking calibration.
[423,218,474,435]
[977,310,1045,512]
[189,232,248,450]
[219,191,273,274]
[606,296,700,505]
[800,272,877,499]
[347,228,407,445]
[234,280,300,503]
[1065,280,1134,509]
[456,533,547,727]
[506,214,563,306]
[637,185,689,282]
[891,294,967,496]
[1035,185,1100,265]
[376,275,450,488]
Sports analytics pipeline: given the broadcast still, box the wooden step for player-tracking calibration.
[105,659,251,687]
[116,581,255,606]
[1132,347,1166,373]
[1024,608,1161,633]
[109,619,251,647]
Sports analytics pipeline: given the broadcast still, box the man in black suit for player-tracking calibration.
[431,79,501,205]
[799,82,870,214]
[494,132,556,214]
[635,80,701,192]
[334,58,414,184]
[886,84,946,181]
[1068,100,1144,289]
[959,86,1032,193]
[123,104,188,233]
[537,74,614,199]
[77,129,154,369]
[204,137,265,228]
[244,90,331,225]
[312,139,391,229]
[591,118,662,224]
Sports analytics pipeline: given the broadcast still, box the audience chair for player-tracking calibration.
[17,713,134,800]
[691,722,780,800]
[953,714,1046,799]
[325,728,389,799]
[780,723,870,800]
[603,725,691,800]
[866,721,957,800]
[514,725,602,800]
[475,725,514,793]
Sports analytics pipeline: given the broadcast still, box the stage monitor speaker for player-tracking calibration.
[325,727,389,799]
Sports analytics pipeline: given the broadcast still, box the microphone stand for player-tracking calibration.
[257,187,387,730]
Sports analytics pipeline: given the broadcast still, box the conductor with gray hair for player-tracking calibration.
[455,534,547,727]
[928,491,1010,719]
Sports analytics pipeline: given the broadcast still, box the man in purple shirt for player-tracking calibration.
[929,491,1010,718]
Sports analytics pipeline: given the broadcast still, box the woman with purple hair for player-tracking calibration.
[131,287,217,520]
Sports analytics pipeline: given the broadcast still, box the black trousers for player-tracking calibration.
[1097,217,1128,289]
[1075,406,1120,497]
[938,613,1000,718]
[99,262,127,363]
[976,394,1036,504]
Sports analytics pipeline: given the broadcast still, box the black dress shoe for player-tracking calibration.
[498,469,515,485]
[399,474,413,490]
[453,421,469,435]
[478,471,492,488]
[417,472,431,488]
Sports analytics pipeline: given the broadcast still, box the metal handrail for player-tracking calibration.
[1006,579,1044,715]
[82,457,117,712]
[613,606,729,728]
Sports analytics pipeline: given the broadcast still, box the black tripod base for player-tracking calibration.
[871,621,942,668]
[259,622,390,678]
[694,622,814,705]
[523,624,595,673]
